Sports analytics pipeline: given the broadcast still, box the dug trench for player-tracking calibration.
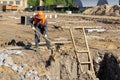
[0,30,120,79]
[93,50,120,80]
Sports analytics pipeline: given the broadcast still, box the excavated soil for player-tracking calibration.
[0,11,120,80]
[83,4,120,17]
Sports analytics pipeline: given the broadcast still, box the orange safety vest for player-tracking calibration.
[34,15,46,27]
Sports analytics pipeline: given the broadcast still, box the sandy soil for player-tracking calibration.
[0,12,120,50]
[0,11,120,80]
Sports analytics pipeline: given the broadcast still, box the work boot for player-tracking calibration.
[35,42,39,48]
[34,43,39,52]
[34,47,40,52]
[34,46,40,52]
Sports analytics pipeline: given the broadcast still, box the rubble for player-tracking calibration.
[0,50,51,80]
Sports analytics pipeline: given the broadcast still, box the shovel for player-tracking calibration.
[32,26,52,49]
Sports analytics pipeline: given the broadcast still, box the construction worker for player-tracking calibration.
[30,11,48,50]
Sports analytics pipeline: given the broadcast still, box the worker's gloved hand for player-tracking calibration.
[30,23,34,27]
[32,27,35,30]
[44,34,47,38]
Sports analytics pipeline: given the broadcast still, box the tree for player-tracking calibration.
[54,0,66,6]
[42,0,75,7]
[43,0,55,6]
[27,0,39,6]
[65,0,74,7]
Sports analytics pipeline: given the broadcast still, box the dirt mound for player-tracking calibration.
[83,4,111,15]
[107,4,120,16]
[83,4,120,17]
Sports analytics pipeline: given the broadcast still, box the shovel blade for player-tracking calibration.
[44,37,52,49]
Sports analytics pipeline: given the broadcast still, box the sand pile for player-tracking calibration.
[83,4,120,17]
[107,4,120,16]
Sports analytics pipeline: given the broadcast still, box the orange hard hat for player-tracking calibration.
[37,11,44,19]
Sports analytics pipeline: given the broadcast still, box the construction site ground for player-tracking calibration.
[0,11,120,80]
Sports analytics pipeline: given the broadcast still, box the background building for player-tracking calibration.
[39,0,43,6]
[0,0,28,10]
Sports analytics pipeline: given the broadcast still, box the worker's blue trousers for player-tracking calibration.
[34,22,48,48]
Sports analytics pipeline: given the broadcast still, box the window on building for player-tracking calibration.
[9,1,14,5]
[16,0,20,5]
[3,1,7,5]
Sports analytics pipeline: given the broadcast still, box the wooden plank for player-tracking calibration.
[82,27,94,72]
[32,41,72,46]
[48,22,56,24]
[0,41,71,51]
[52,21,93,23]
[76,50,89,53]
[58,14,120,20]
[62,21,93,23]
[69,27,83,73]
[61,26,102,29]
[81,62,91,64]
[69,28,77,51]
